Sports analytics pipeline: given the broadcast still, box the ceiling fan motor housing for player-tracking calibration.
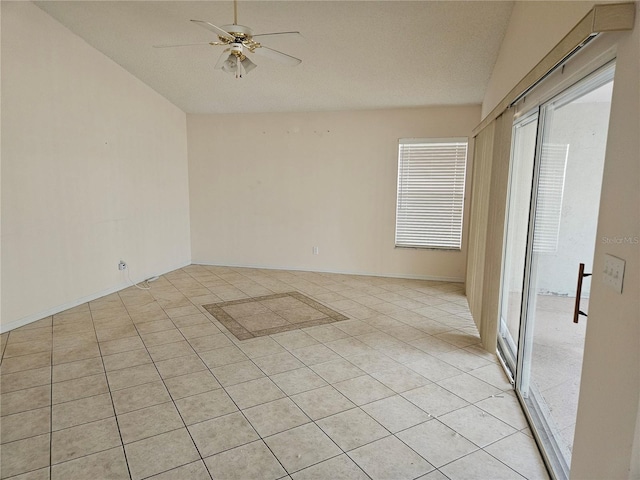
[230,42,244,56]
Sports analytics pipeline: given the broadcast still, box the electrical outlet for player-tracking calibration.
[602,254,625,293]
[118,261,127,271]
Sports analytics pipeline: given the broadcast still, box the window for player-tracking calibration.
[395,138,468,250]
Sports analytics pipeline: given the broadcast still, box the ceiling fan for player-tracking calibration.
[153,0,302,78]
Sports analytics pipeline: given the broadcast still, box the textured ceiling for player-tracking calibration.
[35,1,514,114]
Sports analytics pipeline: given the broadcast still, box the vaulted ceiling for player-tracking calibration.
[35,1,514,114]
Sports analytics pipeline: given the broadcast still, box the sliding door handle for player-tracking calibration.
[573,263,591,324]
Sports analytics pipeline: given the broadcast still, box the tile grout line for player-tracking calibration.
[91,297,134,480]
[117,286,213,480]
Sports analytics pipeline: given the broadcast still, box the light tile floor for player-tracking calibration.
[0,266,550,479]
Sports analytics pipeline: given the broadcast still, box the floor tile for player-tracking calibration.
[437,373,501,403]
[174,389,238,425]
[402,383,469,417]
[270,367,328,396]
[397,420,478,467]
[484,431,550,479]
[149,460,212,480]
[440,449,525,480]
[302,324,349,343]
[154,354,207,379]
[291,385,356,420]
[52,343,101,365]
[204,440,286,480]
[140,329,184,347]
[243,397,310,437]
[125,428,200,480]
[438,405,517,447]
[179,323,221,339]
[164,370,221,399]
[135,319,176,335]
[0,366,51,393]
[238,337,287,359]
[106,363,161,391]
[310,358,366,384]
[292,344,341,366]
[1,407,50,445]
[469,362,513,390]
[99,336,145,356]
[166,305,202,318]
[51,417,121,464]
[117,401,184,443]
[0,268,547,480]
[348,352,401,374]
[51,357,103,384]
[333,375,394,406]
[253,351,305,375]
[52,373,109,404]
[170,314,210,328]
[317,408,388,451]
[198,345,249,369]
[52,393,114,431]
[361,395,431,433]
[1,386,49,421]
[110,380,171,414]
[348,435,434,480]
[272,330,319,350]
[211,360,265,387]
[95,323,138,343]
[334,319,377,335]
[188,412,259,457]
[4,466,51,480]
[474,391,529,430]
[406,355,463,382]
[325,338,376,357]
[225,376,285,409]
[436,348,493,372]
[0,352,51,375]
[370,365,431,393]
[53,333,96,352]
[102,349,152,372]
[264,423,341,473]
[416,469,450,480]
[3,340,52,358]
[188,334,234,353]
[146,340,195,362]
[0,434,50,478]
[291,454,368,480]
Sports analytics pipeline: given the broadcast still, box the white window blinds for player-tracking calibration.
[395,138,468,250]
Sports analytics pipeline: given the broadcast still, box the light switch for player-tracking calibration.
[602,254,625,293]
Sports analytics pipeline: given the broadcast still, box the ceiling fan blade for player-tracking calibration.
[252,31,302,40]
[190,20,234,42]
[153,42,214,48]
[214,49,231,69]
[253,45,302,66]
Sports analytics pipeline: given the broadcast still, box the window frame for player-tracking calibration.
[394,137,469,251]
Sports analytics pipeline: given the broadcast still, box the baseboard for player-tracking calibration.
[190,260,465,284]
[1,260,190,334]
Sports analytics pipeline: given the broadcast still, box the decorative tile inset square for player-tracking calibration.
[203,292,348,341]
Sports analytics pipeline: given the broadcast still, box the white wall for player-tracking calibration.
[482,1,595,118]
[1,2,191,330]
[188,106,480,281]
[483,2,639,478]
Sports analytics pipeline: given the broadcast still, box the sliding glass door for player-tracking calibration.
[498,64,615,479]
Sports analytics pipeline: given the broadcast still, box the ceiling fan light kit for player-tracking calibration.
[154,0,301,79]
